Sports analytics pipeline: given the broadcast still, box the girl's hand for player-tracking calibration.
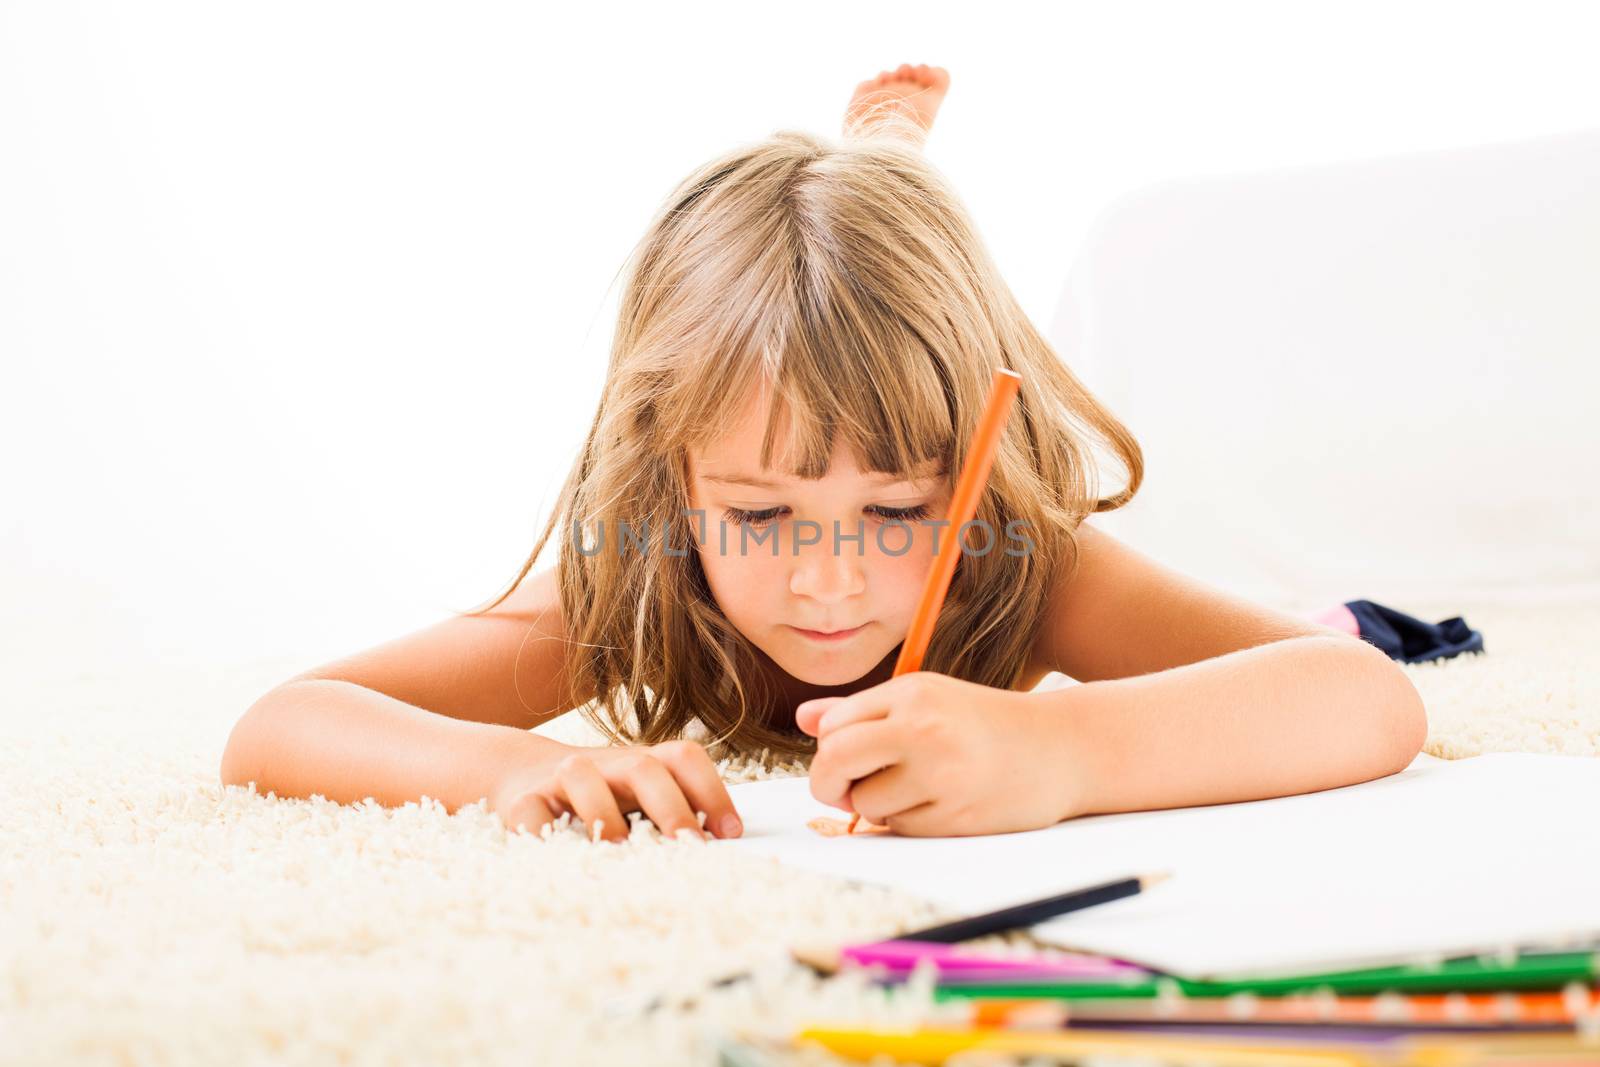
[488,739,742,843]
[797,672,1088,837]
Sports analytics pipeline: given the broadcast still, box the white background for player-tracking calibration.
[4,0,1599,679]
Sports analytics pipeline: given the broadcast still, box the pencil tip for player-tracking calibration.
[790,944,841,976]
[1140,871,1174,890]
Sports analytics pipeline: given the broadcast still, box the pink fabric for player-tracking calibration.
[1309,602,1360,636]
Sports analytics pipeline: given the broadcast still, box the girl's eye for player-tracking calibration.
[723,506,784,527]
[868,503,933,522]
[720,503,934,527]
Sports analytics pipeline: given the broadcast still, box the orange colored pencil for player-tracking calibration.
[847,367,1023,834]
[964,988,1600,1029]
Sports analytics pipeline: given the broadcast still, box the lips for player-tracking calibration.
[792,622,868,640]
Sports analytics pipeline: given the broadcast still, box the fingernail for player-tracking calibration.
[719,814,742,838]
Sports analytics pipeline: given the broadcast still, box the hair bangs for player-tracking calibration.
[747,268,956,484]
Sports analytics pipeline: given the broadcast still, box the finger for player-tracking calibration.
[883,800,945,838]
[650,741,743,838]
[848,762,935,825]
[816,672,939,736]
[796,690,892,740]
[795,697,844,737]
[809,719,907,811]
[816,695,892,736]
[500,792,558,837]
[622,755,704,841]
[556,755,630,843]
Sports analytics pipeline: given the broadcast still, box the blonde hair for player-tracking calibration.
[465,122,1143,760]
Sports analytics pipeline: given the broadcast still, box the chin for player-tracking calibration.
[777,648,880,687]
[789,663,865,686]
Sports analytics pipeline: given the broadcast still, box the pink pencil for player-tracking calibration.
[838,940,1148,980]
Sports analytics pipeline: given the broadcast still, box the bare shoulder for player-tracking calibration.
[1028,520,1342,683]
[473,564,564,622]
[286,564,590,729]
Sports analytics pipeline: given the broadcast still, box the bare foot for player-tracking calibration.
[843,63,951,145]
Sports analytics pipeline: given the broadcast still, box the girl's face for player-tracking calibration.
[687,387,949,688]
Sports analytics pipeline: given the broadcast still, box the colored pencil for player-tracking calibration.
[893,870,1166,943]
[836,939,1145,979]
[958,988,1600,1029]
[1397,1030,1600,1061]
[846,365,1022,834]
[997,1021,1575,1041]
[795,1024,1387,1066]
[929,951,1600,1002]
[791,872,1168,973]
[796,1023,1600,1066]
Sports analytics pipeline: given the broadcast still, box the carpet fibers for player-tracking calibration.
[3,600,1596,1065]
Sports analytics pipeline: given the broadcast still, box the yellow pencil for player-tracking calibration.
[796,1024,1385,1067]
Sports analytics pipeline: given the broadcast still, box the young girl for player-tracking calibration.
[221,64,1426,844]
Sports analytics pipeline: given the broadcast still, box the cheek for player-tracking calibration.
[693,526,787,618]
[874,539,937,613]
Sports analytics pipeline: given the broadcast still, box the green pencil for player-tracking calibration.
[930,950,1600,1002]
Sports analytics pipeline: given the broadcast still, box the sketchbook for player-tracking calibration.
[717,751,1600,980]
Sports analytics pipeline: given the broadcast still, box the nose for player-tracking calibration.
[789,536,867,604]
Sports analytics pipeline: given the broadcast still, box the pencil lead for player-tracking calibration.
[789,942,842,976]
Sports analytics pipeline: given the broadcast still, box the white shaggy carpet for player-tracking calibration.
[3,599,1597,1066]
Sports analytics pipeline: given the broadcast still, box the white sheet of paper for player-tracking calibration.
[717,752,1600,979]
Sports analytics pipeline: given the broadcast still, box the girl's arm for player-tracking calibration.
[221,677,573,812]
[1033,634,1426,817]
[799,636,1424,835]
[222,564,586,808]
[221,680,741,841]
[1027,519,1426,816]
[221,566,745,840]
[797,520,1426,835]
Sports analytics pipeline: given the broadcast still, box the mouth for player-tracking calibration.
[790,622,870,643]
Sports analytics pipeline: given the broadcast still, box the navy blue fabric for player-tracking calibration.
[1344,599,1485,664]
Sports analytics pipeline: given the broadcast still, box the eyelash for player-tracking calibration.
[722,503,934,527]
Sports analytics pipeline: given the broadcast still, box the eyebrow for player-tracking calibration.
[702,469,942,490]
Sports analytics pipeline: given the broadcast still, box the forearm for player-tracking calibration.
[1036,635,1428,817]
[220,679,573,813]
